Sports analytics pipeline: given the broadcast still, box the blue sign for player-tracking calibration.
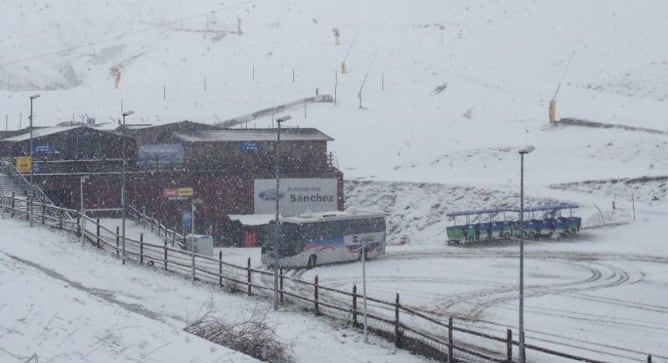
[32,144,54,155]
[241,142,259,153]
[182,211,192,226]
[258,189,285,201]
[32,161,41,174]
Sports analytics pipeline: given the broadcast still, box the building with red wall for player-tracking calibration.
[0,121,344,245]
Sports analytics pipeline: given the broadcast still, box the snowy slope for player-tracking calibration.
[2,0,668,361]
[2,0,668,186]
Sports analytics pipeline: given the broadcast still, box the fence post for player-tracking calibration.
[11,192,15,217]
[395,293,401,348]
[77,217,81,238]
[41,203,45,224]
[164,240,168,271]
[58,212,62,229]
[139,233,144,265]
[116,226,120,257]
[314,275,320,315]
[648,355,652,363]
[506,329,512,363]
[448,317,454,363]
[247,257,252,296]
[219,251,223,287]
[352,284,358,326]
[280,267,284,303]
[26,196,30,221]
[96,218,100,248]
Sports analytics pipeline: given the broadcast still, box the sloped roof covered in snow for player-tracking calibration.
[173,128,333,143]
[2,126,81,142]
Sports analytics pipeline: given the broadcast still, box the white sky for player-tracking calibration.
[1,0,668,362]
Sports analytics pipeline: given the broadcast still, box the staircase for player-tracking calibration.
[0,159,74,220]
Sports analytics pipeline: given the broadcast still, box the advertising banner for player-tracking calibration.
[137,144,184,169]
[254,178,337,216]
[163,187,193,201]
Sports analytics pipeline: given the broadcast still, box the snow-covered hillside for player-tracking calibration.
[2,0,668,361]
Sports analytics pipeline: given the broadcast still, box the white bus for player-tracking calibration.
[260,210,386,269]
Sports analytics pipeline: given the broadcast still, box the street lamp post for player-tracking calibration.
[518,145,534,363]
[273,114,291,311]
[28,94,40,227]
[80,175,89,246]
[29,94,40,188]
[121,110,134,265]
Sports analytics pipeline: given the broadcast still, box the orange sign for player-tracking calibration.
[16,156,31,174]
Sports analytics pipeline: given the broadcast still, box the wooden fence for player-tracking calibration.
[0,192,657,363]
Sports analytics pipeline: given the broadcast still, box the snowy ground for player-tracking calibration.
[0,214,428,363]
[2,0,668,362]
[91,189,668,362]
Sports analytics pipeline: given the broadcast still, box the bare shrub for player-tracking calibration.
[186,309,294,363]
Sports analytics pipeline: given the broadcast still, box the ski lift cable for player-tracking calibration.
[552,50,576,100]
[0,0,258,68]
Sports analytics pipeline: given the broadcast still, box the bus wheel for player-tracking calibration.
[307,255,317,269]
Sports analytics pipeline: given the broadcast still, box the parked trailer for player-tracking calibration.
[446,208,516,245]
[519,204,581,239]
[446,204,580,245]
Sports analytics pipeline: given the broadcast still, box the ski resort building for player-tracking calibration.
[0,121,344,245]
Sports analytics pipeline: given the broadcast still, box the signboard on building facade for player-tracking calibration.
[253,178,337,216]
[15,156,31,174]
[163,187,193,201]
[137,144,184,169]
[241,142,259,153]
[32,144,55,155]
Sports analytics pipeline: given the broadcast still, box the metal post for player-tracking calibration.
[519,151,525,363]
[273,115,291,310]
[121,110,133,265]
[28,95,39,189]
[28,94,39,228]
[517,145,534,363]
[80,175,88,246]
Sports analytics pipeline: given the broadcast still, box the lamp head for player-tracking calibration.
[518,145,535,155]
[276,115,291,123]
[30,94,40,100]
[122,110,134,117]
